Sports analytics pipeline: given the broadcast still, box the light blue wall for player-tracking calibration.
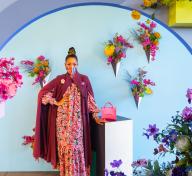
[0,4,191,171]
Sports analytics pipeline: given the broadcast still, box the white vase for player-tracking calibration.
[133,95,142,109]
[145,49,152,63]
[0,101,5,119]
[43,72,51,87]
[111,61,121,77]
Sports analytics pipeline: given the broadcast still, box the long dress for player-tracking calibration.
[42,82,99,176]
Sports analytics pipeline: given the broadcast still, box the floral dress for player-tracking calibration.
[42,83,99,176]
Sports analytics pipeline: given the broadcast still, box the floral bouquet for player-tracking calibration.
[105,159,127,176]
[137,88,192,175]
[128,68,155,108]
[20,55,51,88]
[134,19,161,63]
[141,0,173,9]
[22,128,35,149]
[104,33,133,77]
[0,58,23,103]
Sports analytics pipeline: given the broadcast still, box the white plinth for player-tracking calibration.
[92,116,133,176]
[105,117,133,175]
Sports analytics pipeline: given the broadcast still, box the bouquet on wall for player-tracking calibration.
[20,55,51,88]
[133,88,192,175]
[0,58,23,103]
[22,128,35,149]
[104,33,133,77]
[127,68,155,108]
[134,19,161,63]
[141,0,173,9]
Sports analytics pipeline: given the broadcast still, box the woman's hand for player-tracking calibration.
[92,113,105,125]
[54,95,69,106]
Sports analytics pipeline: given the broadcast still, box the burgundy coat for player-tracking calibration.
[33,72,94,168]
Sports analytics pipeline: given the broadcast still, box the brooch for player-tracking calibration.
[81,82,85,85]
[61,79,65,84]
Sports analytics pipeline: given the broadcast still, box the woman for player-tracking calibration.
[33,47,103,176]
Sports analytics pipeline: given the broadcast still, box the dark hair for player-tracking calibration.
[65,47,78,62]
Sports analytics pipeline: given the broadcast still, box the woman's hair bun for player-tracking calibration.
[68,47,76,56]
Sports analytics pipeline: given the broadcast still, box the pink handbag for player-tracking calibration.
[101,102,116,121]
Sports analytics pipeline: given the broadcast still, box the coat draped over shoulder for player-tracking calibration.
[33,72,94,168]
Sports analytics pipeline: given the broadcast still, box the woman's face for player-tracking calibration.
[65,57,78,75]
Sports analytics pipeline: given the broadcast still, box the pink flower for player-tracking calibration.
[116,35,124,43]
[0,58,23,102]
[131,80,139,85]
[132,159,148,167]
[143,79,155,86]
[107,57,113,63]
[8,84,17,97]
[139,23,149,30]
[37,55,45,61]
[150,21,157,29]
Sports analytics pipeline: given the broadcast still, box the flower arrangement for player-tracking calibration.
[133,88,192,175]
[0,58,23,102]
[128,68,155,108]
[22,128,35,148]
[20,55,51,88]
[134,19,161,63]
[104,33,133,76]
[105,159,127,176]
[142,0,173,9]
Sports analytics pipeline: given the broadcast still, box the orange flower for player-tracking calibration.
[33,67,39,73]
[35,63,42,67]
[42,60,49,67]
[131,10,141,20]
[143,0,152,7]
[153,40,159,46]
[154,32,161,39]
[45,67,50,73]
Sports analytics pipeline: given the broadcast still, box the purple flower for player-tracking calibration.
[110,160,122,168]
[182,106,192,121]
[162,135,170,146]
[186,88,192,104]
[145,124,159,138]
[169,130,178,142]
[104,169,109,176]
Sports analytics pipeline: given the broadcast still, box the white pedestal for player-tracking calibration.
[92,116,133,176]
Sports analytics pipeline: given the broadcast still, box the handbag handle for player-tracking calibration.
[103,101,114,108]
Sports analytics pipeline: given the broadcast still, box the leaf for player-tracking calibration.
[153,160,161,172]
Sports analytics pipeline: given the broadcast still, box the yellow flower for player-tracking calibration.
[104,44,115,57]
[154,32,161,39]
[143,0,152,7]
[131,10,141,20]
[145,87,153,94]
[146,19,151,24]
